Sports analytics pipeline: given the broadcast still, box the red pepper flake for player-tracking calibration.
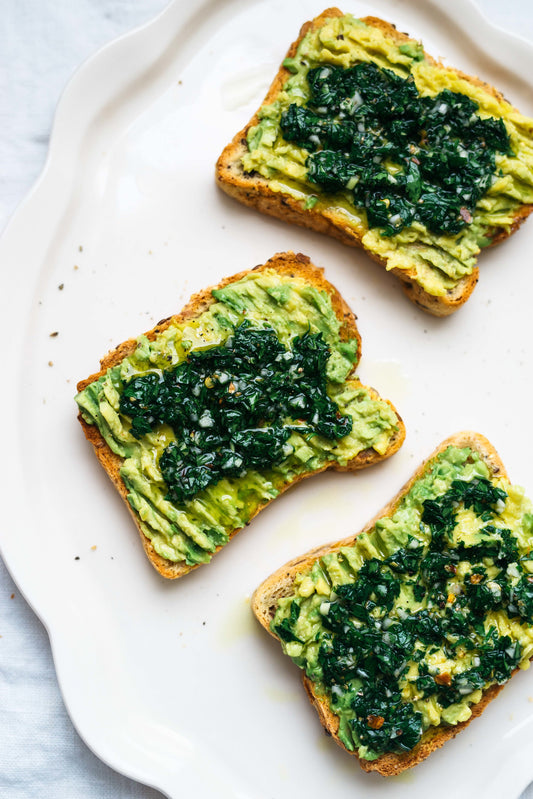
[470,573,483,584]
[435,672,452,686]
[367,714,385,729]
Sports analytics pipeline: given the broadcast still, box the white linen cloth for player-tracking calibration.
[1,1,533,796]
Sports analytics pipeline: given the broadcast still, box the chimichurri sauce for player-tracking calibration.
[280,62,511,236]
[119,323,352,503]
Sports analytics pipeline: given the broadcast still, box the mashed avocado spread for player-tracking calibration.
[76,270,400,565]
[243,15,533,297]
[272,445,533,760]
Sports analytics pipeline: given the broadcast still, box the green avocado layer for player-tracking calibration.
[272,445,533,760]
[76,269,400,566]
[243,14,533,297]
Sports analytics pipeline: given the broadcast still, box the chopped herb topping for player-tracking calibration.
[119,323,352,503]
[279,63,511,236]
[273,599,303,644]
[422,477,507,549]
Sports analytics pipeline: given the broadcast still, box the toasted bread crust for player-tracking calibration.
[76,251,405,579]
[252,431,517,775]
[216,8,533,316]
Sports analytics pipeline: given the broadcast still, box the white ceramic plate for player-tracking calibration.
[2,0,533,796]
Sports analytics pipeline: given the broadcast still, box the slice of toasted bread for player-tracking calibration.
[76,252,405,579]
[216,8,533,316]
[252,431,531,775]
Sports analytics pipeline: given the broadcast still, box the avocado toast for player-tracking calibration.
[76,252,404,579]
[216,8,533,315]
[252,432,533,774]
